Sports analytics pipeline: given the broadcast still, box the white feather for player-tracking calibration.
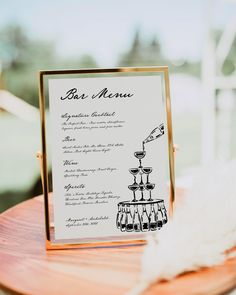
[127,160,236,295]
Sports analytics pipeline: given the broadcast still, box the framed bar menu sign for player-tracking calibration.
[38,67,175,249]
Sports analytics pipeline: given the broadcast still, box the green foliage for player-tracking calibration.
[117,29,201,77]
[0,24,29,69]
[1,24,233,109]
[0,24,98,107]
[213,29,236,75]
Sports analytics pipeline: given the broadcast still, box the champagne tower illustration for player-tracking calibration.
[116,123,168,232]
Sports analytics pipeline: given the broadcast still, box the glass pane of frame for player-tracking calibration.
[38,67,175,249]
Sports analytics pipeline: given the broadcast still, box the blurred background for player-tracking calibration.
[0,0,235,212]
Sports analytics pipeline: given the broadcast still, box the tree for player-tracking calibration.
[0,24,98,107]
[0,24,29,69]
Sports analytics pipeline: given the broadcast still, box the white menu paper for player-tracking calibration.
[48,75,169,240]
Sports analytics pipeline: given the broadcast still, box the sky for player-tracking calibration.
[0,0,235,66]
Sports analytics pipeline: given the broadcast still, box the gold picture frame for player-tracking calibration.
[38,66,175,250]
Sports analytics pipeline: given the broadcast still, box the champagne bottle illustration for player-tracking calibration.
[125,204,134,232]
[116,203,121,229]
[141,205,149,232]
[133,205,141,232]
[161,201,168,224]
[120,205,126,232]
[142,123,164,150]
[156,202,163,229]
[149,203,157,231]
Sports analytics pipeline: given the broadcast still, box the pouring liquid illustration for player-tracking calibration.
[116,123,167,233]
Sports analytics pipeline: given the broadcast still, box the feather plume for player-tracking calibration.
[128,160,236,295]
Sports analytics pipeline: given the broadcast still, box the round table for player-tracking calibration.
[0,193,236,295]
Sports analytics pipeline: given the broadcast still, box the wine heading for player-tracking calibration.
[60,87,134,101]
